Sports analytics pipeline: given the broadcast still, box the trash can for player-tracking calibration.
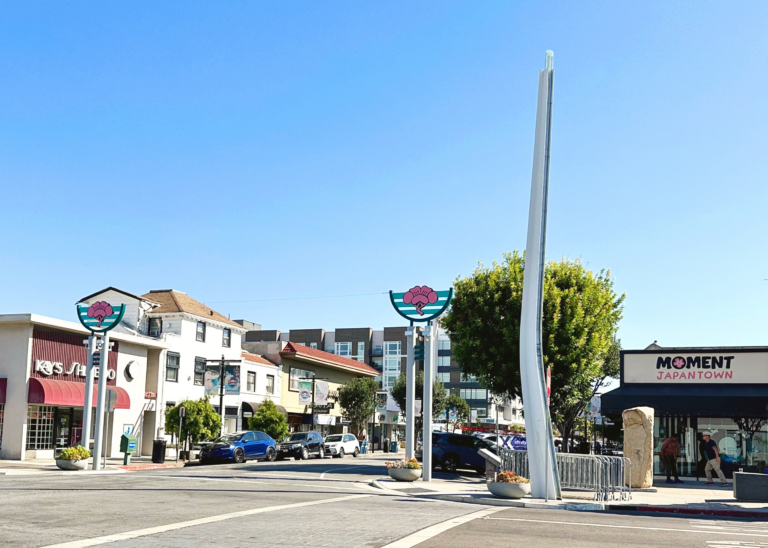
[360,441,369,454]
[152,439,167,463]
[383,437,390,453]
[389,441,399,454]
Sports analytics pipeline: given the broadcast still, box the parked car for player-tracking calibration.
[419,433,498,474]
[199,431,276,464]
[276,431,325,460]
[324,433,360,458]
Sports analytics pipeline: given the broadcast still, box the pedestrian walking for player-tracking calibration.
[660,433,683,484]
[702,431,728,486]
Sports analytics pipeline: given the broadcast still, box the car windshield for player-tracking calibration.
[325,435,343,442]
[288,433,308,441]
[215,434,243,444]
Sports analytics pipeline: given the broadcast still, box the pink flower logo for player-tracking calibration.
[403,286,438,316]
[87,301,114,327]
[673,357,685,369]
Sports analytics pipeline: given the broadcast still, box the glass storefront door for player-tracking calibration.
[54,408,74,455]
[653,416,696,477]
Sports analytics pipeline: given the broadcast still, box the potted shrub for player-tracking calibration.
[56,446,91,471]
[487,470,531,499]
[386,458,422,482]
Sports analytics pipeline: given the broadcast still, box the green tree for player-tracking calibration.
[441,252,624,452]
[338,377,379,438]
[165,398,222,450]
[444,394,470,432]
[247,399,289,442]
[389,371,448,432]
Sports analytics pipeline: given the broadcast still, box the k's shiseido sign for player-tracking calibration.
[30,329,118,385]
[623,349,768,384]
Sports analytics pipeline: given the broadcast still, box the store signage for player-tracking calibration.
[623,350,768,384]
[390,286,453,323]
[76,301,126,334]
[310,403,335,412]
[33,360,116,380]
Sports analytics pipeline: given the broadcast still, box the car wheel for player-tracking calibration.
[442,454,459,473]
[318,447,325,459]
[233,449,245,464]
[266,447,276,462]
[353,447,360,458]
[301,447,309,460]
[338,448,345,459]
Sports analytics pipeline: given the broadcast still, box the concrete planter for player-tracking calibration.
[388,467,422,482]
[734,472,768,501]
[487,481,531,499]
[56,459,89,471]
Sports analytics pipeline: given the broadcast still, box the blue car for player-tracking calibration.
[199,431,276,464]
[429,433,497,474]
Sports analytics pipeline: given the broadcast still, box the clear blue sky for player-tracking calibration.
[2,2,767,350]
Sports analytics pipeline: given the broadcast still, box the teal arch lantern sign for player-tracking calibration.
[76,301,126,334]
[390,286,452,323]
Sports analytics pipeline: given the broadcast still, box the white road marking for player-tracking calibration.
[485,517,768,538]
[692,520,768,534]
[320,464,372,479]
[152,474,372,492]
[39,493,372,548]
[706,542,768,547]
[380,508,505,548]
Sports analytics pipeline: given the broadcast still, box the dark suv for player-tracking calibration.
[424,433,497,474]
[276,431,325,460]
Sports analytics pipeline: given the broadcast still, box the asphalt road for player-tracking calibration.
[1,456,767,548]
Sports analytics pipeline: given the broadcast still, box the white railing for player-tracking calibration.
[500,449,632,501]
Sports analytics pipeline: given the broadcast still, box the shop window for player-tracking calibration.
[196,322,206,342]
[148,318,162,338]
[194,357,206,386]
[289,368,314,391]
[26,406,55,450]
[247,372,256,392]
[472,408,488,418]
[266,375,275,394]
[166,352,180,382]
[222,329,231,348]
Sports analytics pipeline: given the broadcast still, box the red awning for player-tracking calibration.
[0,379,6,404]
[28,378,130,409]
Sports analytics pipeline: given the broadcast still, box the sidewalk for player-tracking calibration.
[371,473,768,517]
[0,455,186,475]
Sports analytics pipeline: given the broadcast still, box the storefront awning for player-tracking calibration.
[0,379,6,404]
[242,401,288,415]
[601,384,768,418]
[28,378,130,409]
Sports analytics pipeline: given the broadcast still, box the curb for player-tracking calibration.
[117,463,187,471]
[417,493,605,511]
[605,504,768,519]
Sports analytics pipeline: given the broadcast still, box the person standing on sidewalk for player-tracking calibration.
[661,433,683,484]
[702,431,728,486]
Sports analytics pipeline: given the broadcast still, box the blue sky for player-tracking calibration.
[2,2,767,350]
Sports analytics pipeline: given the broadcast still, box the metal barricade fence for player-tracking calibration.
[499,449,632,501]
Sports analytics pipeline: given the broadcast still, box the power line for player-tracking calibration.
[206,291,388,305]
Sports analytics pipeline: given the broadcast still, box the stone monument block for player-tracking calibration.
[622,406,654,488]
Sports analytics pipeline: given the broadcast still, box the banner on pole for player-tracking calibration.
[204,365,241,396]
[298,381,313,405]
[314,380,329,406]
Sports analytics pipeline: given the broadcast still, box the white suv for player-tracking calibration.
[324,433,360,458]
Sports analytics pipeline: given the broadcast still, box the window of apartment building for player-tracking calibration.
[247,372,256,392]
[357,342,366,361]
[460,388,488,400]
[436,372,450,384]
[26,406,55,450]
[194,357,206,386]
[472,408,488,418]
[222,328,231,348]
[266,375,275,394]
[335,342,352,357]
[148,318,162,338]
[383,341,402,389]
[438,339,451,350]
[289,367,314,391]
[309,342,317,349]
[166,352,180,382]
[437,356,451,368]
[461,373,478,383]
[196,322,206,342]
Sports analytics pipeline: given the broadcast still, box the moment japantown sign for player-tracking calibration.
[622,349,768,384]
[389,286,452,323]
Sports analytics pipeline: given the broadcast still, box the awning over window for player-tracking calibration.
[28,378,130,409]
[242,401,288,415]
[601,384,768,418]
[0,379,6,404]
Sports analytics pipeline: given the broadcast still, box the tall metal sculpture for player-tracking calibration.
[519,50,561,500]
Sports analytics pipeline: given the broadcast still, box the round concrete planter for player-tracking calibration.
[487,481,531,499]
[56,459,89,471]
[388,467,422,482]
